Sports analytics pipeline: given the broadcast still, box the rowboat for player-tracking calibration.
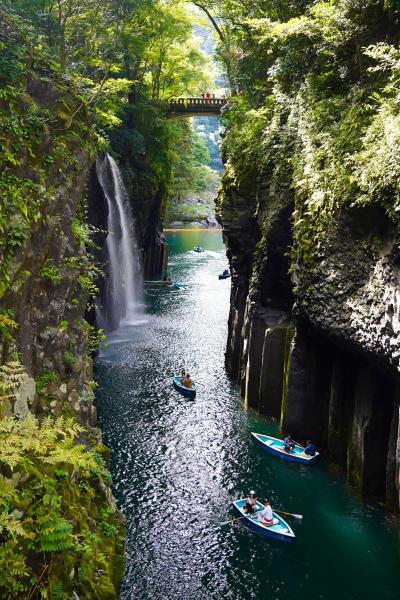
[251,432,319,464]
[232,499,295,543]
[218,271,231,280]
[173,375,196,397]
[193,246,204,253]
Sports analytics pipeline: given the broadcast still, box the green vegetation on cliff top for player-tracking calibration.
[199,0,400,277]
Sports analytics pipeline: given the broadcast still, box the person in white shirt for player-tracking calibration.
[259,499,274,527]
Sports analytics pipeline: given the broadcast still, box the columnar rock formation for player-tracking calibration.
[218,165,400,513]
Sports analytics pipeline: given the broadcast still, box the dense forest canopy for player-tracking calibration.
[0,0,214,207]
[193,0,400,272]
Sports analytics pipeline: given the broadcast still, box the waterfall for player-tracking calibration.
[96,153,143,331]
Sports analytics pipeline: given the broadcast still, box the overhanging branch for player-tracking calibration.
[193,2,225,42]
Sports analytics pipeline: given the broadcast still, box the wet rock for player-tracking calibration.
[13,376,35,419]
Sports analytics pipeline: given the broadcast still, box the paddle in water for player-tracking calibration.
[274,509,303,520]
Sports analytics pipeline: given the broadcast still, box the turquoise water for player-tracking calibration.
[95,231,400,600]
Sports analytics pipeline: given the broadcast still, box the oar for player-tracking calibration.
[274,509,303,520]
[220,514,249,526]
[220,509,263,527]
[292,439,305,449]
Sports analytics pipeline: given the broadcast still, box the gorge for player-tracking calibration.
[1,1,400,599]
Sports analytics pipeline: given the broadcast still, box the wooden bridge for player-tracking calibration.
[168,97,227,118]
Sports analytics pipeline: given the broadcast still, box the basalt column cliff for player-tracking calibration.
[216,1,400,511]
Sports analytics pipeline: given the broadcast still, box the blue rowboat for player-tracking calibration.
[232,499,295,543]
[173,375,196,398]
[193,246,204,253]
[251,432,319,464]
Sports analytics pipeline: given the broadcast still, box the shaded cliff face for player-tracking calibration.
[218,108,400,514]
[0,43,125,595]
[0,75,96,423]
[294,205,400,370]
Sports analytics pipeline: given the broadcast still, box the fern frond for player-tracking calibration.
[0,512,27,538]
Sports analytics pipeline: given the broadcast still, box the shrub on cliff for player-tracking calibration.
[212,0,400,275]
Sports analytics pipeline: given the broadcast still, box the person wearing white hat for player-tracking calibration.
[243,490,257,514]
[259,499,275,527]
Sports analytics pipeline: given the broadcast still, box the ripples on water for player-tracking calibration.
[95,232,400,600]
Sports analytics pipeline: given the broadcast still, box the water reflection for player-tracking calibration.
[95,231,400,600]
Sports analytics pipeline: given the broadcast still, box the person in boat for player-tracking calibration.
[183,373,193,388]
[304,440,317,456]
[243,490,257,514]
[223,269,229,276]
[180,368,186,381]
[283,434,295,453]
[259,499,274,527]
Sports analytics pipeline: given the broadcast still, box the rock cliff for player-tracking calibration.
[0,46,125,595]
[215,0,400,515]
[218,110,400,513]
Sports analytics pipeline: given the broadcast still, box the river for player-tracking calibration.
[95,230,400,600]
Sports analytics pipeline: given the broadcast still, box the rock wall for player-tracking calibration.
[0,66,125,596]
[218,158,400,514]
[0,75,96,423]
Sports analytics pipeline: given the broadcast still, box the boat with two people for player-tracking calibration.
[251,432,319,464]
[232,498,295,543]
[193,246,205,253]
[173,371,196,398]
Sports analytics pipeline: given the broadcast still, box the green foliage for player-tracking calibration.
[63,351,77,366]
[87,325,106,356]
[71,219,99,249]
[0,309,17,346]
[59,320,68,331]
[0,409,124,598]
[215,0,400,281]
[0,361,27,417]
[171,121,212,196]
[78,270,100,295]
[35,369,59,394]
[40,260,63,285]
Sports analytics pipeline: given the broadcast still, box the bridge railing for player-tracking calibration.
[168,97,227,110]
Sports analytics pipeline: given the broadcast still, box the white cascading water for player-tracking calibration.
[96,153,144,331]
